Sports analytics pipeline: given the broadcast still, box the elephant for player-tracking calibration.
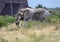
[15,8,50,26]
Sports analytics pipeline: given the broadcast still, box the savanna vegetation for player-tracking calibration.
[0,4,60,42]
[0,16,15,27]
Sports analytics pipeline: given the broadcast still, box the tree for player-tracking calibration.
[36,4,43,8]
[36,4,47,9]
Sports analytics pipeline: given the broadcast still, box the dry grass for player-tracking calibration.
[0,21,60,42]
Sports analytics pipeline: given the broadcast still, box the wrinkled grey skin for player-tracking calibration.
[15,8,50,26]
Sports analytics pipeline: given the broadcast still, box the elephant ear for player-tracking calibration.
[23,9,30,21]
[23,9,29,16]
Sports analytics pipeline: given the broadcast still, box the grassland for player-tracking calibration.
[0,8,60,42]
[0,20,60,42]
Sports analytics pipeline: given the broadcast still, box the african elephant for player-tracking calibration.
[15,8,50,26]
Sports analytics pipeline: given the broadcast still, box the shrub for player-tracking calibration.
[0,16,15,27]
[0,19,8,27]
[46,10,60,24]
[3,16,15,23]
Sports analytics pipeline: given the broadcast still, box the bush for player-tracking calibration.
[0,16,15,27]
[46,10,60,24]
[3,16,15,23]
[0,19,8,27]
